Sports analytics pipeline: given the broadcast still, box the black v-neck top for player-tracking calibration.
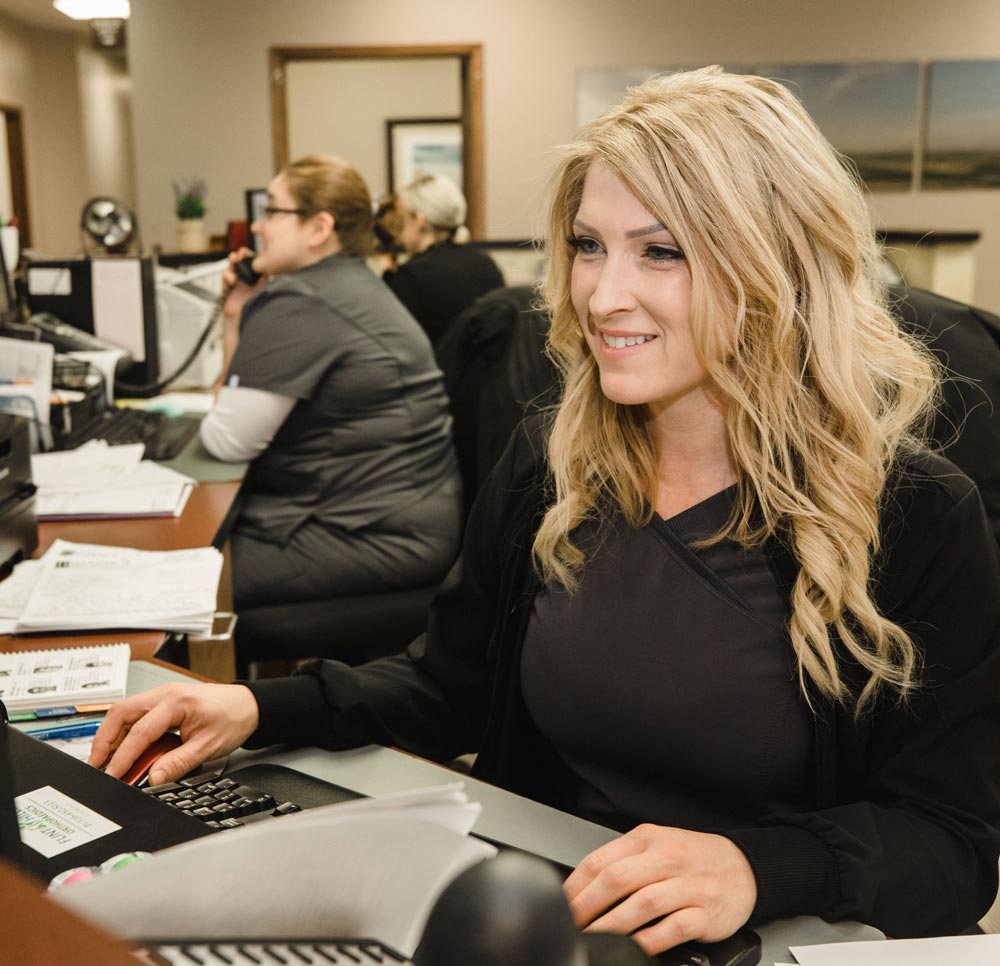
[520,487,814,832]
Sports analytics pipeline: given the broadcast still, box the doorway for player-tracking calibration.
[269,45,484,237]
[0,104,31,255]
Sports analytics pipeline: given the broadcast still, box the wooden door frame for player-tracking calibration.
[0,103,31,253]
[269,44,484,238]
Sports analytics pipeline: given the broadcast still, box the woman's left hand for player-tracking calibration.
[563,824,757,957]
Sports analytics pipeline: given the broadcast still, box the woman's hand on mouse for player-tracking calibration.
[87,682,260,786]
[563,824,757,957]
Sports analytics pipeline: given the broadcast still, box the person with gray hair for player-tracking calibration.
[380,174,504,345]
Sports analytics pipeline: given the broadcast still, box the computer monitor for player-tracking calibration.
[0,234,18,326]
[25,257,160,392]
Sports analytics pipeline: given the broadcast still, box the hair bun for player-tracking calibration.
[452,225,471,245]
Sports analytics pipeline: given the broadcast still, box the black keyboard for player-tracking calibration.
[137,939,409,964]
[143,763,363,831]
[56,407,200,461]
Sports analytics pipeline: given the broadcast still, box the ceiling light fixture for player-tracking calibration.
[53,0,130,20]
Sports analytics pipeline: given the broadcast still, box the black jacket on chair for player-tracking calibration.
[890,281,1000,542]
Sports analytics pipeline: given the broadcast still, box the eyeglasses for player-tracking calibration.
[260,206,307,219]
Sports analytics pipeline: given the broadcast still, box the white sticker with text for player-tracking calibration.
[14,786,121,858]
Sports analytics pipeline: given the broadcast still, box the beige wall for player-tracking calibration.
[77,45,136,212]
[286,57,461,198]
[126,0,1000,312]
[0,13,135,256]
[0,12,89,254]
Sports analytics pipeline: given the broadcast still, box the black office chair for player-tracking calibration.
[234,582,440,678]
[236,287,558,679]
[436,284,558,516]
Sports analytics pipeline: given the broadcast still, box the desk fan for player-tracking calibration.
[80,196,139,255]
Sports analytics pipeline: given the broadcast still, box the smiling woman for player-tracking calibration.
[569,166,707,428]
[89,70,1000,958]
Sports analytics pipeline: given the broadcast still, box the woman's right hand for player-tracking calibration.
[222,246,262,310]
[87,682,260,787]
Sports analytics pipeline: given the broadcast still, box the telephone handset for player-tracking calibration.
[233,256,262,285]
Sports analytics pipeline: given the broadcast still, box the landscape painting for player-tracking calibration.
[924,60,1000,189]
[577,62,920,192]
[750,61,920,191]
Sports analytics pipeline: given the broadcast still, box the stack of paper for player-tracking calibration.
[54,783,497,959]
[0,539,223,636]
[31,442,195,520]
[0,642,130,713]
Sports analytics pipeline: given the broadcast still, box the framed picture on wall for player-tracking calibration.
[924,60,1000,189]
[386,118,463,193]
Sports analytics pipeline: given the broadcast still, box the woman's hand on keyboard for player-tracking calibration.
[88,683,260,786]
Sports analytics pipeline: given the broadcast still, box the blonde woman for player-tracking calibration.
[93,71,1000,954]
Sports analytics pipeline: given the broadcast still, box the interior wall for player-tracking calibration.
[286,57,461,199]
[77,45,136,212]
[0,12,89,255]
[125,0,1000,312]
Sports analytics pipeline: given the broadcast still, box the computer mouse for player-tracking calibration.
[120,731,184,787]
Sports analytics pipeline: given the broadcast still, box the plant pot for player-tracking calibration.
[0,225,19,271]
[176,217,207,253]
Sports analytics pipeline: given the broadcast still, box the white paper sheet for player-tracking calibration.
[31,444,194,519]
[31,441,144,491]
[91,257,146,361]
[0,336,54,448]
[55,785,497,958]
[14,539,222,636]
[790,934,1000,966]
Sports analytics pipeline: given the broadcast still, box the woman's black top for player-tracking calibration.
[245,418,1000,938]
[520,488,812,834]
[383,242,504,345]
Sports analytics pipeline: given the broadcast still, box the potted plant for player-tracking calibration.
[174,177,208,252]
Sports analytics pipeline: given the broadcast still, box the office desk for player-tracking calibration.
[0,859,139,966]
[1,476,243,679]
[235,744,881,965]
[129,660,883,966]
[34,479,240,556]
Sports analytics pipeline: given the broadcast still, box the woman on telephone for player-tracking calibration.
[199,155,462,609]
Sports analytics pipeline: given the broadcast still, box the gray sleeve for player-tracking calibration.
[229,285,344,400]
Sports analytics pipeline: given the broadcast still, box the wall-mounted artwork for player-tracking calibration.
[751,62,920,191]
[924,60,1000,190]
[577,62,921,192]
[386,118,463,193]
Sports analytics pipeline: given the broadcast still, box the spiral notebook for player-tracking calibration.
[0,643,130,714]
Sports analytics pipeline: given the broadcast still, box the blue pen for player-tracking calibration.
[28,720,102,742]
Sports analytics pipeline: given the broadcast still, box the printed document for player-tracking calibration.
[13,539,222,636]
[31,442,195,520]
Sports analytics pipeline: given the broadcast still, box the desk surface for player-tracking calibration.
[130,660,883,966]
[1,464,242,676]
[34,479,240,556]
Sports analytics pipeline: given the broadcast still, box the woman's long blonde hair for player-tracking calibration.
[535,67,939,712]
